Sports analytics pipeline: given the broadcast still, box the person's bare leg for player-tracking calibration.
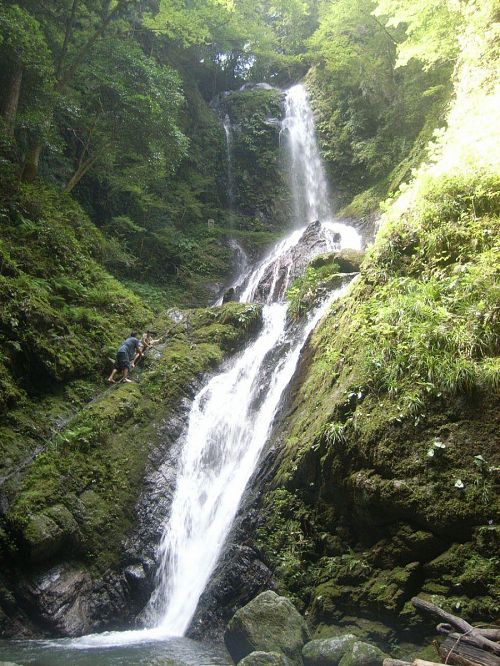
[108,368,117,383]
[122,367,133,383]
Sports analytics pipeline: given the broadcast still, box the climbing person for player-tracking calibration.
[108,332,142,383]
[133,330,161,365]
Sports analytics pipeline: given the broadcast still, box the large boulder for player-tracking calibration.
[22,565,93,636]
[338,641,387,666]
[225,590,311,664]
[302,634,357,665]
[239,651,295,665]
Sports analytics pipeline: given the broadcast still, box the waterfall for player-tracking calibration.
[223,114,235,211]
[143,84,360,635]
[66,84,361,649]
[281,84,332,226]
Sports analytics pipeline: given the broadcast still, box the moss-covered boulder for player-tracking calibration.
[225,591,311,664]
[239,651,295,665]
[338,641,387,666]
[302,634,357,665]
[22,504,81,564]
[309,249,364,273]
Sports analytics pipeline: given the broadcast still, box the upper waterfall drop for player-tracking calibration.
[281,84,333,226]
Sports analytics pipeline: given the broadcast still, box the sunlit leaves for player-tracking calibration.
[373,0,463,69]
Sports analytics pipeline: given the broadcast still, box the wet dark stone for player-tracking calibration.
[253,221,341,302]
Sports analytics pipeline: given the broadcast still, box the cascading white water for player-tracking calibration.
[65,84,361,650]
[142,84,361,636]
[223,114,235,209]
[282,84,333,226]
[146,296,346,635]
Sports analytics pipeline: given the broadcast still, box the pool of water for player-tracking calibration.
[0,636,233,665]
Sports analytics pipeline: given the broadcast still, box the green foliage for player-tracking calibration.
[256,488,317,597]
[0,4,53,75]
[306,0,452,207]
[374,0,462,70]
[0,180,151,412]
[57,37,188,192]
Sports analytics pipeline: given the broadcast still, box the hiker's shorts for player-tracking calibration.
[115,351,130,371]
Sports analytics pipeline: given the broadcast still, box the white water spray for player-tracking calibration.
[223,114,235,209]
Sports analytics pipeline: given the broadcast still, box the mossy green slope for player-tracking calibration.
[256,9,500,650]
[0,174,155,512]
[1,302,262,576]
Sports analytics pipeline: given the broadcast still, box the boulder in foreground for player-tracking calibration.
[225,590,311,664]
[238,651,295,665]
[302,634,357,665]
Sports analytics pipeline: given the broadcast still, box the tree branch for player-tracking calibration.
[56,0,79,79]
[57,0,135,89]
[369,14,400,45]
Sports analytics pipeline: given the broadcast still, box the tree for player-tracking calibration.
[0,4,53,136]
[373,0,463,70]
[16,0,143,181]
[58,38,187,193]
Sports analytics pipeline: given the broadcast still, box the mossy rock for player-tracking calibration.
[302,634,357,665]
[23,506,79,563]
[239,652,295,665]
[309,250,364,273]
[360,562,420,613]
[192,323,246,352]
[338,641,387,666]
[225,590,311,664]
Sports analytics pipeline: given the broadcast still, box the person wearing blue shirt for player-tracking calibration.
[108,333,142,383]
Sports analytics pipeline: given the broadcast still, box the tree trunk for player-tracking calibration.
[411,597,500,656]
[22,140,43,182]
[63,153,99,192]
[1,63,23,136]
[439,636,500,666]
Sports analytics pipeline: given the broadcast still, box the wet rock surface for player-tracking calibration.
[253,221,341,302]
[19,565,94,637]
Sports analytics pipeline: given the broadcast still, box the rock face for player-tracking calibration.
[253,221,342,302]
[20,565,94,637]
[225,591,311,664]
[302,634,357,666]
[189,543,275,641]
[0,303,264,639]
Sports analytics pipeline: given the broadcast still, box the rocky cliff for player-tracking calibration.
[0,302,263,637]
